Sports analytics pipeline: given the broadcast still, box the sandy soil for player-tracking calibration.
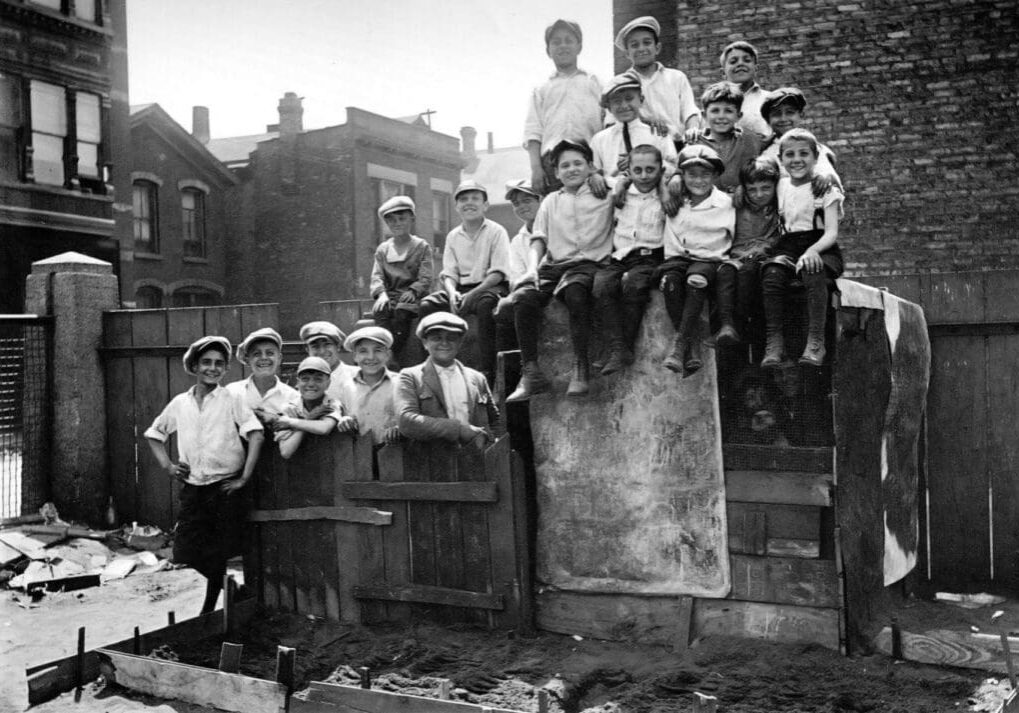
[5,568,1015,713]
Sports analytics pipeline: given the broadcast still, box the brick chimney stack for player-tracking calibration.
[460,126,478,172]
[192,106,210,144]
[278,92,304,138]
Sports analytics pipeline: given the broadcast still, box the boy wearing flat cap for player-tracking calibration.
[275,356,354,459]
[615,15,701,144]
[588,71,679,197]
[338,326,400,445]
[759,87,840,191]
[494,179,542,348]
[370,196,434,359]
[299,320,358,402]
[396,312,498,447]
[524,19,604,194]
[658,145,735,377]
[418,180,510,386]
[227,327,297,425]
[145,335,264,614]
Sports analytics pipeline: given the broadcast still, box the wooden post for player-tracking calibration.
[223,573,236,635]
[132,626,140,655]
[692,692,718,713]
[676,596,694,651]
[218,643,243,673]
[537,689,549,713]
[167,611,175,626]
[359,666,371,690]
[75,627,85,689]
[275,646,295,694]
[438,679,451,700]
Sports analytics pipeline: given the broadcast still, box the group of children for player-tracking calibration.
[145,14,849,612]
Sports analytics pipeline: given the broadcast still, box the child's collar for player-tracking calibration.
[551,66,586,79]
[632,61,664,78]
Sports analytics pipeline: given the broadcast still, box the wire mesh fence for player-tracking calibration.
[0,316,52,519]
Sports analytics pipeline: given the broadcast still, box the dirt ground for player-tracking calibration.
[5,568,1016,713]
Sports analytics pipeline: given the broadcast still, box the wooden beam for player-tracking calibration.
[340,481,498,503]
[693,599,840,650]
[725,470,833,507]
[354,583,504,610]
[873,626,1015,674]
[219,643,243,673]
[96,649,286,713]
[728,554,840,607]
[723,444,833,472]
[303,681,525,713]
[249,505,391,526]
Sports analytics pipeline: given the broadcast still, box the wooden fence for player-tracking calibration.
[248,432,532,629]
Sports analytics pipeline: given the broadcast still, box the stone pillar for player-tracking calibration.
[24,252,120,523]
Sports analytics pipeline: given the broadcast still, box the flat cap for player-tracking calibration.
[299,321,346,346]
[377,195,416,219]
[416,311,469,339]
[677,144,725,174]
[182,335,232,376]
[504,178,541,201]
[454,179,488,201]
[614,16,660,51]
[761,87,807,121]
[344,326,394,352]
[236,327,283,362]
[549,138,593,165]
[601,70,643,105]
[296,356,332,376]
[544,19,582,46]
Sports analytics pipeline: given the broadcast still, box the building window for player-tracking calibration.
[135,286,163,308]
[133,181,159,253]
[432,191,451,251]
[0,75,21,181]
[74,0,97,22]
[29,80,66,186]
[181,189,206,258]
[171,287,218,308]
[76,93,101,179]
[373,179,415,243]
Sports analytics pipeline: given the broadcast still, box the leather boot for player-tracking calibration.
[677,286,706,375]
[566,359,590,397]
[684,338,703,377]
[663,334,687,373]
[600,338,632,376]
[713,265,740,348]
[621,302,643,356]
[505,361,551,402]
[799,274,829,367]
[761,291,787,368]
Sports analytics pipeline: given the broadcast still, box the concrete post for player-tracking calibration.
[24,251,120,523]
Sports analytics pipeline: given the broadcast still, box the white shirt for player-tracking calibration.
[523,68,605,153]
[440,219,511,286]
[144,385,262,486]
[507,225,533,289]
[326,362,359,404]
[612,185,665,260]
[778,178,845,232]
[737,84,772,141]
[636,63,701,141]
[225,376,297,416]
[531,183,615,265]
[589,120,678,178]
[435,363,471,426]
[664,187,735,261]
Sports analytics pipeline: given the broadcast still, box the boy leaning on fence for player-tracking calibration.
[144,335,264,614]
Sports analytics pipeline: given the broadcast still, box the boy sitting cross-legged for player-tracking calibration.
[591,144,667,375]
[274,356,356,459]
[506,138,616,401]
[694,82,763,193]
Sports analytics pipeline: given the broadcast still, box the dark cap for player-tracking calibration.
[761,87,807,121]
[545,19,582,46]
[549,138,593,166]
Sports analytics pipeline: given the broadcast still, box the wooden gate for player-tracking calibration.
[102,303,279,529]
[249,433,532,629]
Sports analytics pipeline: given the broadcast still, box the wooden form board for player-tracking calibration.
[96,648,285,713]
[529,296,729,598]
[102,303,279,529]
[298,680,526,713]
[873,626,1018,675]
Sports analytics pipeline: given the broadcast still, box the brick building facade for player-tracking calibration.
[128,104,237,307]
[613,0,1018,275]
[0,0,131,311]
[214,96,461,333]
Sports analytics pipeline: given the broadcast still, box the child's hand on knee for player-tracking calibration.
[796,249,823,274]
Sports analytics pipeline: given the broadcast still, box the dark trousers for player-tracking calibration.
[373,304,415,356]
[515,283,592,364]
[593,250,662,350]
[658,258,719,330]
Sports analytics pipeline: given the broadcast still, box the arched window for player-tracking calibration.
[132,180,159,253]
[135,285,163,308]
[171,287,218,308]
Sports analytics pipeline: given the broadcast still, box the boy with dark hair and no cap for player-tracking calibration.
[370,196,434,359]
[694,82,763,193]
[418,179,510,386]
[524,19,604,194]
[396,312,498,448]
[145,336,264,614]
[614,15,702,145]
[299,320,358,402]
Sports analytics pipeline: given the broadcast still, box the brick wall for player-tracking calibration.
[614,0,1019,275]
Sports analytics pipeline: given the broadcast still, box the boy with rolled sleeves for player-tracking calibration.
[145,336,264,614]
[694,82,763,193]
[494,179,542,349]
[719,41,771,141]
[614,15,701,144]
[299,320,358,402]
[274,356,354,459]
[524,19,604,194]
[418,179,510,385]
[370,196,434,358]
[338,326,401,445]
[396,312,498,448]
[658,145,735,377]
[588,71,680,193]
[592,144,667,375]
[506,139,615,400]
[226,327,297,423]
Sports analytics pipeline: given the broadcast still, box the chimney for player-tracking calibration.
[278,92,304,138]
[192,106,210,144]
[460,126,479,172]
[487,132,494,154]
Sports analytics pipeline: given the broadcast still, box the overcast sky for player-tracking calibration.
[127,0,614,148]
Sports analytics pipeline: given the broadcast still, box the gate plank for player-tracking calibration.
[343,435,378,623]
[988,334,1019,587]
[404,440,438,621]
[377,443,410,622]
[485,437,518,629]
[460,441,492,626]
[103,311,137,524]
[131,310,172,530]
[431,445,465,622]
